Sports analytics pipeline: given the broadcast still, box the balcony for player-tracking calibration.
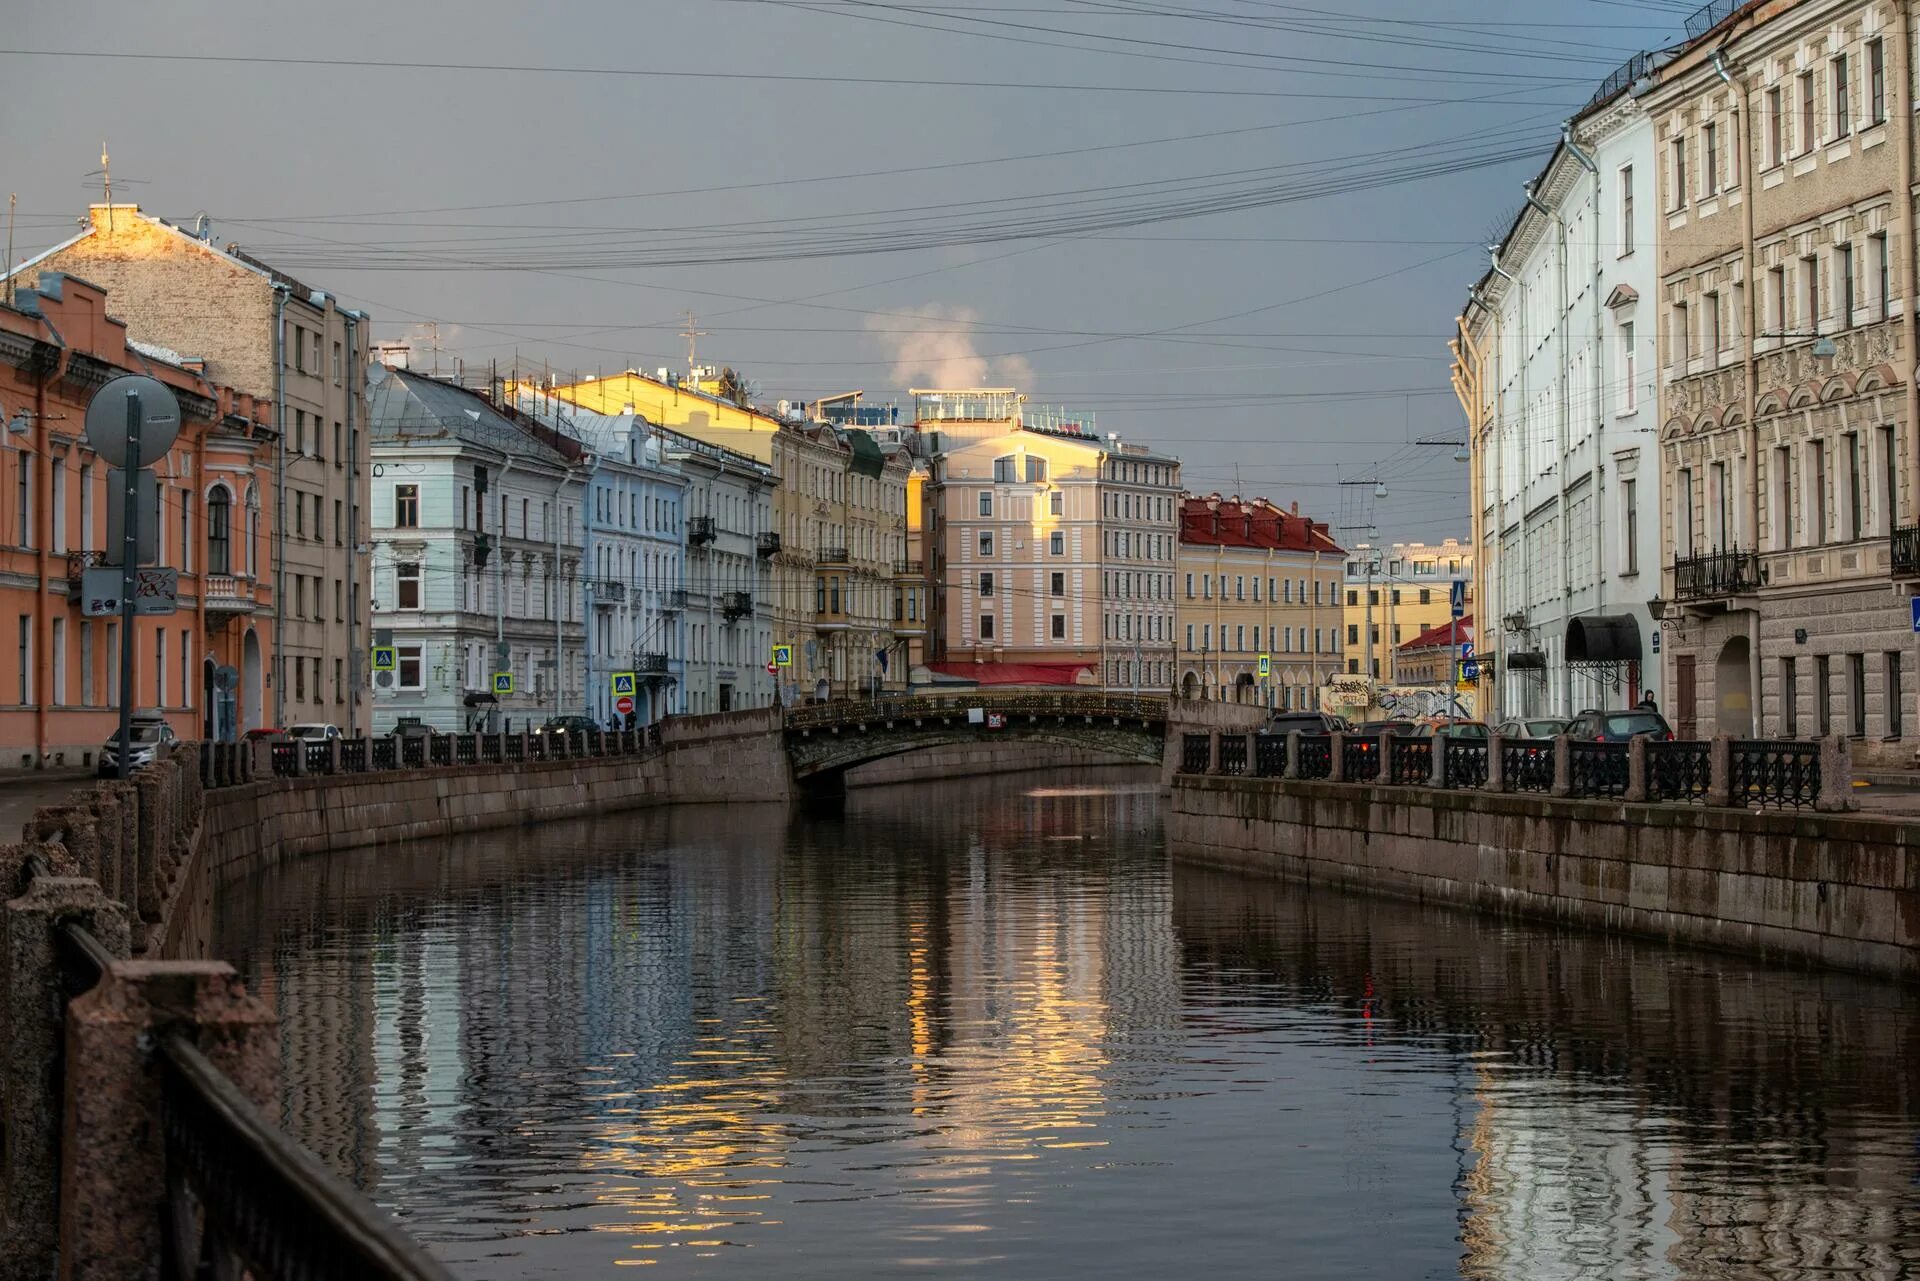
[893,559,924,579]
[203,574,257,614]
[592,579,626,606]
[637,652,670,674]
[688,516,715,546]
[721,590,753,621]
[64,550,105,595]
[1894,524,1920,577]
[756,531,782,559]
[1672,549,1762,603]
[817,546,850,566]
[660,588,687,613]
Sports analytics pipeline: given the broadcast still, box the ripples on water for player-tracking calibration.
[214,768,1920,1279]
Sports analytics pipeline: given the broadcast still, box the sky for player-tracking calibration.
[1,0,1694,543]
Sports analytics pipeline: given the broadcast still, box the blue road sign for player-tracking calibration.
[1911,595,1920,633]
[1450,578,1467,619]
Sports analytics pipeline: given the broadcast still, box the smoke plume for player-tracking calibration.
[870,305,1033,389]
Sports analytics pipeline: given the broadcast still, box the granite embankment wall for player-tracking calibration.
[844,740,1145,788]
[156,708,789,960]
[1167,773,1920,981]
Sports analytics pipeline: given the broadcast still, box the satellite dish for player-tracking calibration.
[84,374,181,469]
[213,665,239,692]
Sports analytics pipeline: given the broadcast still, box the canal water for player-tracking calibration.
[216,770,1920,1279]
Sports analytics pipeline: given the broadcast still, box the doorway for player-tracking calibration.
[1713,636,1752,737]
[1675,654,1696,739]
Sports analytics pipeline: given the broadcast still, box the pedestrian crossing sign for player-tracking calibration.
[773,644,793,667]
[371,646,396,672]
[492,672,513,695]
[611,671,636,696]
[1257,653,1271,678]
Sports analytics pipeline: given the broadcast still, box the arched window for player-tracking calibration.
[207,486,233,575]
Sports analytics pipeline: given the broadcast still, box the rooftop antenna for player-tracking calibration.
[679,309,707,378]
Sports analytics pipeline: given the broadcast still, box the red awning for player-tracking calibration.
[924,662,1094,686]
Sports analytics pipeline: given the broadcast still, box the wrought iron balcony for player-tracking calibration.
[64,549,105,595]
[721,590,753,621]
[817,546,850,565]
[688,515,715,546]
[756,531,782,558]
[637,651,670,674]
[1894,523,1920,577]
[1672,549,1762,602]
[660,587,687,612]
[592,579,626,605]
[893,559,924,578]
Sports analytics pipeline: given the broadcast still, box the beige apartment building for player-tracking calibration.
[768,417,912,701]
[1175,495,1346,707]
[14,205,371,730]
[1644,0,1918,757]
[1340,539,1474,682]
[918,390,1179,690]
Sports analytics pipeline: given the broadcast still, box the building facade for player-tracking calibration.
[0,273,276,765]
[1340,540,1475,681]
[1175,495,1345,707]
[366,364,587,734]
[665,429,773,714]
[1396,615,1474,692]
[15,205,370,731]
[1643,0,1917,756]
[1455,72,1664,725]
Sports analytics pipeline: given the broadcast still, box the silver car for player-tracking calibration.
[97,716,178,776]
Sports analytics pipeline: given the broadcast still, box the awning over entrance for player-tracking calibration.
[1565,614,1643,664]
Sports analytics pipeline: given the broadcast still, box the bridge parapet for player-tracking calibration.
[785,691,1167,734]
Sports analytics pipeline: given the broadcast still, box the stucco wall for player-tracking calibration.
[1168,773,1920,981]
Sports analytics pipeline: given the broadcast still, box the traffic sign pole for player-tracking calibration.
[116,390,139,780]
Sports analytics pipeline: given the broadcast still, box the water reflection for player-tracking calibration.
[218,770,1920,1279]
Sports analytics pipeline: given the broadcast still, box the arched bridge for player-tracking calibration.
[783,692,1168,792]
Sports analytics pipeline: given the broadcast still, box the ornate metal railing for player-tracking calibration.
[454,734,477,765]
[1672,549,1761,601]
[504,734,525,763]
[1218,734,1247,776]
[1568,741,1629,798]
[660,588,688,612]
[158,1035,458,1281]
[1647,740,1710,803]
[1502,738,1555,793]
[1296,734,1333,780]
[302,741,332,776]
[785,691,1169,732]
[1444,739,1489,789]
[480,734,502,764]
[1180,733,1210,774]
[429,736,452,767]
[721,590,753,620]
[756,531,782,558]
[1730,739,1821,809]
[1388,737,1432,785]
[400,737,426,769]
[339,740,367,773]
[371,738,397,770]
[687,515,715,545]
[1893,523,1920,576]
[1342,734,1382,783]
[269,742,298,777]
[1253,734,1287,777]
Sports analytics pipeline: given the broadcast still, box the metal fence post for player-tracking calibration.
[1707,735,1733,807]
[1550,734,1573,798]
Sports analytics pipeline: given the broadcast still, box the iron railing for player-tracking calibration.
[1218,734,1248,776]
[371,738,397,770]
[429,736,452,767]
[817,546,850,564]
[1254,734,1287,777]
[1672,549,1761,601]
[269,742,298,777]
[660,588,688,612]
[1502,738,1555,793]
[637,652,670,673]
[1684,0,1740,38]
[400,737,426,769]
[159,1034,458,1281]
[1444,739,1489,789]
[687,516,715,545]
[339,740,367,773]
[1181,733,1210,773]
[1297,734,1333,780]
[1730,739,1820,809]
[1568,741,1629,798]
[303,741,332,776]
[1342,735,1382,782]
[785,691,1168,732]
[1647,740,1711,803]
[1388,737,1432,786]
[1894,523,1920,576]
[721,590,753,620]
[756,531,782,558]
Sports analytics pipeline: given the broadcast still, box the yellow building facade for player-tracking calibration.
[1340,539,1474,681]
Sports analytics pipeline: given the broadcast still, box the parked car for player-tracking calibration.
[1493,717,1570,740]
[1265,711,1345,735]
[97,713,178,777]
[536,715,603,737]
[286,723,342,742]
[389,721,437,740]
[1416,720,1489,738]
[1567,708,1674,742]
[1350,720,1417,737]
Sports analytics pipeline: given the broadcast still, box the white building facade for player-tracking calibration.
[1457,78,1664,724]
[667,428,775,714]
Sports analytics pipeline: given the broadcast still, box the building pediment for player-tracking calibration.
[1605,284,1639,309]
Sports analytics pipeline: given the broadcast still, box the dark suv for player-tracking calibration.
[1566,708,1674,742]
[537,715,603,737]
[1266,712,1345,735]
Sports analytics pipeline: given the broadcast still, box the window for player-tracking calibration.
[1800,71,1816,154]
[1767,86,1784,166]
[1873,232,1892,320]
[1804,253,1820,331]
[1870,37,1887,125]
[1051,614,1065,640]
[1850,652,1867,738]
[1348,623,1359,645]
[1050,531,1065,556]
[1848,433,1864,540]
[394,483,419,528]
[1672,301,1690,365]
[1704,291,1720,359]
[978,531,993,557]
[1839,242,1856,327]
[397,644,424,690]
[1783,657,1799,736]
[1235,575,1245,601]
[1678,468,1696,554]
[1703,121,1719,196]
[978,491,993,517]
[1235,625,1245,651]
[15,614,28,704]
[1026,457,1048,483]
[1812,442,1829,542]
[1347,589,1358,607]
[993,456,1017,483]
[1621,320,1636,410]
[1883,425,1899,533]
[1774,446,1794,549]
[979,571,994,598]
[1669,136,1687,209]
[1619,164,1634,254]
[1184,573,1193,598]
[1833,53,1851,139]
[980,614,995,641]
[1185,624,1194,651]
[1419,588,1432,605]
[1050,571,1065,597]
[1623,479,1640,573]
[207,487,232,575]
[1888,652,1904,736]
[312,495,322,543]
[396,561,421,610]
[1770,265,1787,335]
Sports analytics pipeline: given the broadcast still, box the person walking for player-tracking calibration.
[1638,690,1658,712]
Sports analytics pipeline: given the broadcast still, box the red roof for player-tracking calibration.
[1179,495,1343,554]
[924,662,1094,686]
[1400,615,1473,652]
